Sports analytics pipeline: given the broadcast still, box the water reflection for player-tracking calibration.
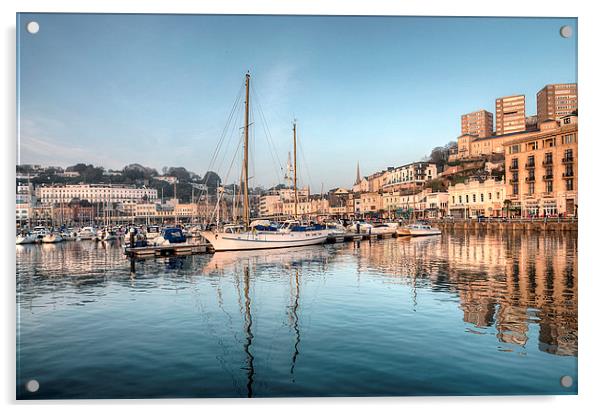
[351,232,577,356]
[16,231,577,398]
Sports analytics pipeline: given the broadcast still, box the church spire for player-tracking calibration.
[355,161,361,185]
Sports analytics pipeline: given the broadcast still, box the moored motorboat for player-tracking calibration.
[370,222,398,235]
[396,223,442,237]
[78,226,96,240]
[145,225,161,240]
[153,227,188,246]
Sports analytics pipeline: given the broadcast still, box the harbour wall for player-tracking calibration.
[432,219,577,232]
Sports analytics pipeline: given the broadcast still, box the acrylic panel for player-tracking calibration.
[16,13,578,399]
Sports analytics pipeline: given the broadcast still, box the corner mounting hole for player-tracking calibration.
[26,379,39,393]
[559,25,572,38]
[560,375,573,388]
[27,21,39,34]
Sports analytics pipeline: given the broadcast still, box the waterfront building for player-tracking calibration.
[461,109,493,138]
[382,162,437,192]
[503,115,578,217]
[15,184,34,225]
[381,188,435,218]
[258,186,311,216]
[30,205,53,226]
[359,192,382,215]
[496,95,526,135]
[50,200,95,225]
[352,177,369,193]
[259,193,282,216]
[367,169,392,193]
[537,83,578,124]
[422,192,449,219]
[327,188,352,217]
[37,184,158,205]
[447,178,506,218]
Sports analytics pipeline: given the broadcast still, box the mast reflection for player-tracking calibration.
[242,265,254,398]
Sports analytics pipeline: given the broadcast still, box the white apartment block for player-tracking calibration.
[382,162,438,190]
[38,184,158,205]
[448,178,506,218]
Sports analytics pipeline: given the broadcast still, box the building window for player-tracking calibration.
[527,141,538,151]
[566,179,574,191]
[512,184,519,196]
[465,195,469,203]
[528,182,535,195]
[472,194,476,203]
[480,193,484,202]
[511,158,518,169]
[509,145,520,154]
[488,192,492,200]
[563,134,575,144]
[546,180,553,193]
[544,152,553,164]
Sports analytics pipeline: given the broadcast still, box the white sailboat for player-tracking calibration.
[202,74,329,252]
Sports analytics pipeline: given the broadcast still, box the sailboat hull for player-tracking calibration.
[202,230,329,252]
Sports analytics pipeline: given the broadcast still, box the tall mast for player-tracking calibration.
[243,73,251,227]
[293,121,298,218]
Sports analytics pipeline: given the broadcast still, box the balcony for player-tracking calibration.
[525,162,536,169]
[509,164,519,171]
[542,191,555,198]
[562,171,574,178]
[525,176,536,182]
[542,159,553,166]
[543,174,554,180]
[562,157,574,164]
[509,178,519,184]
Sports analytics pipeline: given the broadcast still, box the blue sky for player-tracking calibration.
[17,14,577,190]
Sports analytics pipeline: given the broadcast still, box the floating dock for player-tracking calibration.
[124,243,212,258]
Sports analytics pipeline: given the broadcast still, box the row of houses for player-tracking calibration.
[257,112,577,219]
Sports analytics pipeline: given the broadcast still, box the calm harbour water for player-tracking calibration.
[16,231,577,399]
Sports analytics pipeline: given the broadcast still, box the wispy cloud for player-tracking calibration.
[18,115,120,168]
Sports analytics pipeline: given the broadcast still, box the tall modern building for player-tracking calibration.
[461,110,493,138]
[496,95,526,135]
[537,83,578,124]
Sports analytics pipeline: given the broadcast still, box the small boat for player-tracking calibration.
[31,226,48,242]
[78,226,96,240]
[145,225,161,240]
[42,232,64,243]
[16,233,37,244]
[153,227,188,246]
[396,223,442,237]
[324,221,347,236]
[370,223,398,235]
[61,229,77,241]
